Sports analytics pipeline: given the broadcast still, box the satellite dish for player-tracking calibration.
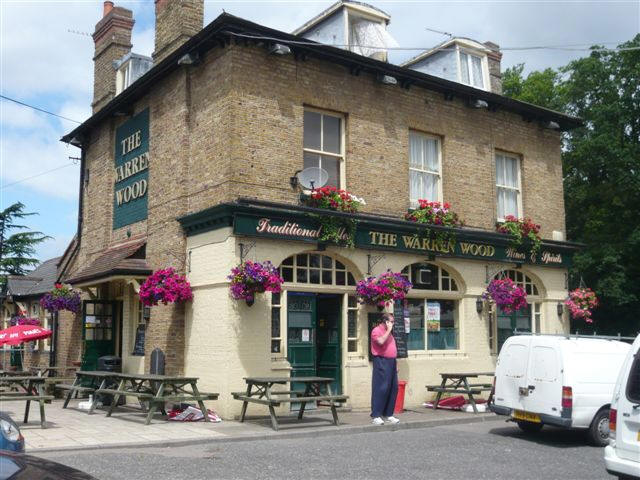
[297,167,328,190]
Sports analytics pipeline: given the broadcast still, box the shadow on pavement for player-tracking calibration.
[488,424,599,449]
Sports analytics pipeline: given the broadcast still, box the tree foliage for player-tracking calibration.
[0,202,50,287]
[503,35,640,335]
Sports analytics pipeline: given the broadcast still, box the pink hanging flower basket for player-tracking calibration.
[482,277,528,314]
[356,270,412,310]
[228,260,284,305]
[565,287,598,323]
[139,268,193,307]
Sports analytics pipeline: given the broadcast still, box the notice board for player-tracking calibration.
[368,301,408,360]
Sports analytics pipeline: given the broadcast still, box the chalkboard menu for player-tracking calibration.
[368,301,408,360]
[132,324,146,356]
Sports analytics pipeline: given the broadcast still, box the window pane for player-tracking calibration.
[427,300,458,350]
[504,189,518,217]
[409,132,424,169]
[348,295,357,308]
[271,307,280,337]
[323,115,341,154]
[321,155,340,187]
[282,267,293,282]
[424,138,439,172]
[322,255,332,269]
[303,111,321,150]
[309,269,320,284]
[460,52,470,84]
[407,299,425,350]
[297,268,308,283]
[335,260,345,270]
[296,254,308,266]
[271,292,281,305]
[303,151,320,171]
[471,55,483,88]
[348,340,358,353]
[282,256,293,266]
[409,169,422,203]
[309,254,320,268]
[626,356,640,403]
[336,271,346,285]
[496,155,505,185]
[347,273,356,286]
[497,188,506,219]
[271,340,281,354]
[322,270,332,285]
[348,310,357,337]
[504,156,518,187]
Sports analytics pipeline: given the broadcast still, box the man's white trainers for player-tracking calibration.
[384,416,400,424]
[371,417,385,426]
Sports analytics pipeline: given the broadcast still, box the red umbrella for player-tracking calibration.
[0,325,52,346]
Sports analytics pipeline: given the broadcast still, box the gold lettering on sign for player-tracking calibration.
[115,179,147,206]
[255,218,349,241]
[398,234,454,254]
[121,130,142,155]
[541,251,562,264]
[506,248,526,261]
[369,232,397,247]
[460,242,496,257]
[114,152,150,183]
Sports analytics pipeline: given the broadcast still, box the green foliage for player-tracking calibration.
[0,202,50,288]
[503,36,640,334]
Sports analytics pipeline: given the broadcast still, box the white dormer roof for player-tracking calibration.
[401,37,490,68]
[292,1,390,36]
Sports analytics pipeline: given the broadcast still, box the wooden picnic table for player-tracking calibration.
[30,366,78,377]
[0,376,53,428]
[56,370,122,410]
[232,376,349,431]
[96,373,218,425]
[0,370,32,377]
[426,372,494,413]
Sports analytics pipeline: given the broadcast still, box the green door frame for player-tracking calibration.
[82,300,117,371]
[497,303,532,352]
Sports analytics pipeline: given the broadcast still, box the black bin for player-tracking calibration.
[97,355,123,406]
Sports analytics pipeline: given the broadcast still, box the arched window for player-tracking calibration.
[401,263,458,291]
[279,253,356,286]
[495,269,539,296]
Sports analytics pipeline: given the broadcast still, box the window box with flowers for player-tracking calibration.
[565,287,598,323]
[405,200,464,245]
[139,268,193,307]
[301,186,365,247]
[482,277,528,314]
[496,215,542,256]
[228,260,284,306]
[356,270,413,311]
[40,283,81,314]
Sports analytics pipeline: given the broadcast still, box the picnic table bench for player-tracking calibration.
[0,376,53,428]
[56,370,121,409]
[232,376,348,431]
[96,373,218,425]
[426,372,494,413]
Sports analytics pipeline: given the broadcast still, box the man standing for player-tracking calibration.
[370,312,400,425]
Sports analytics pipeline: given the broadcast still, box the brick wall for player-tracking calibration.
[67,41,567,375]
[153,0,203,64]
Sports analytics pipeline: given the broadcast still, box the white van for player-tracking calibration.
[605,333,640,479]
[490,334,631,445]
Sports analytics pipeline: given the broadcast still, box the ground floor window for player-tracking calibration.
[271,292,282,354]
[347,295,358,353]
[496,302,541,351]
[407,299,458,351]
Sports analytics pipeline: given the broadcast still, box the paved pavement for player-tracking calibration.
[40,420,610,480]
[0,398,498,452]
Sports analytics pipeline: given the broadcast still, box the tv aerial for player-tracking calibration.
[295,167,329,190]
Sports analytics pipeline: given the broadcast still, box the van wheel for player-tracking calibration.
[516,420,543,433]
[588,408,610,446]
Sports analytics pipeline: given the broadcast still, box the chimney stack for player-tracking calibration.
[483,42,503,94]
[153,0,204,64]
[92,1,134,112]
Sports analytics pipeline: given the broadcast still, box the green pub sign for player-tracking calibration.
[113,108,149,229]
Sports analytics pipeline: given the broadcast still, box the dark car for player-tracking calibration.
[0,451,98,480]
[0,413,24,452]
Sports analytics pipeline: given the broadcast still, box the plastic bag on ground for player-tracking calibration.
[168,405,222,422]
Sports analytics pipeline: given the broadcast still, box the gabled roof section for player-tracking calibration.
[6,257,61,297]
[401,37,491,67]
[61,12,581,146]
[293,1,390,36]
[66,240,151,285]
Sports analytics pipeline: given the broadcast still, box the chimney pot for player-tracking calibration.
[103,1,114,17]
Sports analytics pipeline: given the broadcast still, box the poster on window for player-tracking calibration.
[426,301,441,332]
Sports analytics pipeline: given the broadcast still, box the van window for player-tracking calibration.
[503,343,528,378]
[531,346,557,382]
[626,352,640,403]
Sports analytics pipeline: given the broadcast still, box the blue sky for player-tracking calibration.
[1,0,638,267]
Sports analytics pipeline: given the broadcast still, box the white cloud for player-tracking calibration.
[35,233,74,263]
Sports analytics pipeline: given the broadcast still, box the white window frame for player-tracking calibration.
[270,292,284,357]
[408,131,442,208]
[346,294,359,353]
[456,46,489,91]
[303,108,346,189]
[495,152,523,222]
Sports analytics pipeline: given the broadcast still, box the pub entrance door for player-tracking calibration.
[287,292,342,397]
[82,300,117,370]
[497,304,532,352]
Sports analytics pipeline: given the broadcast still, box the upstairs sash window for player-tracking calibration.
[303,110,344,188]
[496,152,522,220]
[409,132,441,207]
[459,51,485,89]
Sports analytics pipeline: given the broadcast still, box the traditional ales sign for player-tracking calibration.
[113,109,149,229]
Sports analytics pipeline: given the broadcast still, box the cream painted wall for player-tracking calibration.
[185,230,570,419]
[121,285,145,375]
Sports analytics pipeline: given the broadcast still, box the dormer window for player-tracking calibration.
[114,53,153,95]
[459,50,486,89]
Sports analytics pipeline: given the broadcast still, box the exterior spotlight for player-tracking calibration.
[476,297,484,314]
[557,302,564,316]
[471,99,489,109]
[269,43,291,55]
[177,52,200,65]
[378,74,397,85]
[543,120,560,130]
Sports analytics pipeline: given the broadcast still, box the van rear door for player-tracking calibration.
[616,342,640,463]
[523,337,562,419]
[494,336,531,413]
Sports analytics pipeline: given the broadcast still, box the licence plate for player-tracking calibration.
[637,430,640,442]
[512,410,541,423]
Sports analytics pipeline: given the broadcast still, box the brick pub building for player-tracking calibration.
[57,0,581,418]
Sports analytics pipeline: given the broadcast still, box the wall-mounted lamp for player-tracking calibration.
[290,170,302,189]
[543,120,560,130]
[377,74,397,85]
[470,99,489,109]
[177,52,200,66]
[269,43,291,55]
[557,302,564,316]
[476,297,484,314]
